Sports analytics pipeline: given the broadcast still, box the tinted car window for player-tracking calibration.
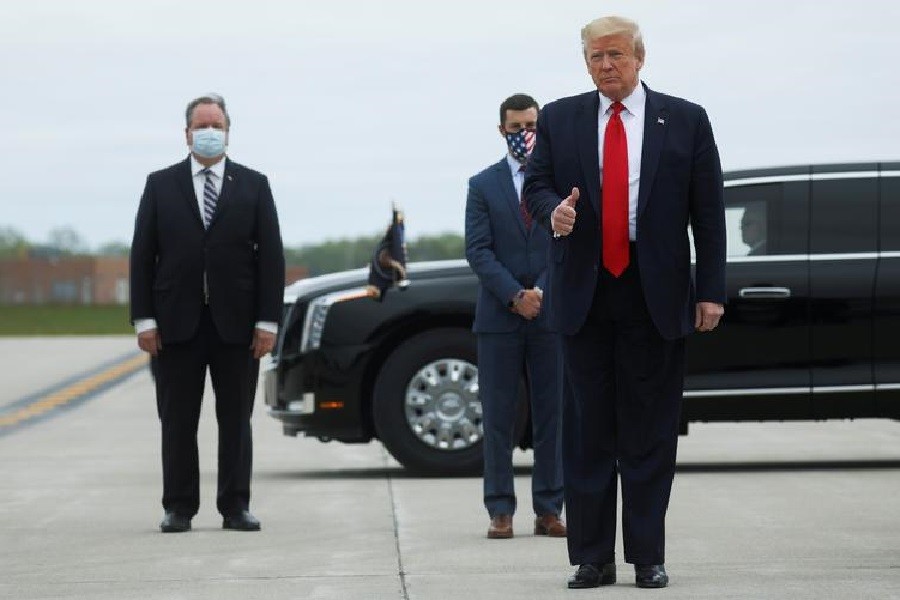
[880,176,900,251]
[723,182,808,257]
[810,178,878,253]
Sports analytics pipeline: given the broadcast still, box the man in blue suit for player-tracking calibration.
[465,94,565,540]
[524,17,726,589]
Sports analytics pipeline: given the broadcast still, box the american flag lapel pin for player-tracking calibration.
[657,117,665,125]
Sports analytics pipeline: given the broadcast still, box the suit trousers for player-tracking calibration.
[153,306,259,517]
[478,321,564,518]
[563,258,685,566]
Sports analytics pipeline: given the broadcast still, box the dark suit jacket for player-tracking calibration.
[130,157,285,345]
[524,84,726,340]
[465,158,553,333]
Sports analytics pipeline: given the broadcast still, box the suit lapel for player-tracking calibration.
[207,158,236,229]
[175,157,204,227]
[492,159,527,237]
[637,85,668,220]
[575,91,601,220]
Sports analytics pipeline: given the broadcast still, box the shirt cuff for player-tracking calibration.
[507,289,525,309]
[134,318,157,335]
[255,321,278,334]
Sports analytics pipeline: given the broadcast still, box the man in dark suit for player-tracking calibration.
[130,94,285,533]
[741,202,768,255]
[524,17,726,588]
[465,94,565,540]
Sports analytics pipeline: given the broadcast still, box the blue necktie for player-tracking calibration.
[201,168,218,228]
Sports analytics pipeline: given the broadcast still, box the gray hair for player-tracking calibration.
[185,93,231,128]
[581,16,645,61]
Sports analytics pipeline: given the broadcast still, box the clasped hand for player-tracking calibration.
[513,289,542,320]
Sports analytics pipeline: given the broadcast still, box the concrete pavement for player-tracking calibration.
[1,337,899,599]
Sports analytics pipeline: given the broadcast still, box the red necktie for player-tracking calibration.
[518,164,532,229]
[602,101,629,277]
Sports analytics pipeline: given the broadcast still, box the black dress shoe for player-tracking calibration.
[635,564,668,588]
[222,510,261,531]
[567,562,616,589]
[160,511,191,533]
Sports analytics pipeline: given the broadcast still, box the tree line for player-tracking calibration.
[286,232,464,276]
[0,226,464,276]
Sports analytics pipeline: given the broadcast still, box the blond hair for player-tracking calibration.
[580,16,645,60]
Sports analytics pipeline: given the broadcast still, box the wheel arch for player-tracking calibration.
[357,312,475,439]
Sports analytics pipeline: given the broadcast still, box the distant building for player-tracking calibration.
[285,265,309,286]
[0,255,129,305]
[0,255,308,305]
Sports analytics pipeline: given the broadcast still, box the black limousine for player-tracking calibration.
[265,162,900,475]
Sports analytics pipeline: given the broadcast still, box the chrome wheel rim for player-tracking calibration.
[403,358,481,451]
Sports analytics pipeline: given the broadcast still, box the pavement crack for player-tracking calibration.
[382,446,410,600]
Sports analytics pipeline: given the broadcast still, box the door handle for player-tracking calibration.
[738,286,791,299]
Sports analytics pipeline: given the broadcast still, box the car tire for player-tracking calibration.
[373,328,527,476]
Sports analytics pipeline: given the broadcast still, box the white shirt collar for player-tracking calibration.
[506,153,525,174]
[190,154,226,178]
[598,80,646,116]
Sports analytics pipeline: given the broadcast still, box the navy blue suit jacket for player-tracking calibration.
[465,158,554,333]
[524,85,726,340]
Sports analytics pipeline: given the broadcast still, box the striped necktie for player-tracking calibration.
[201,168,218,228]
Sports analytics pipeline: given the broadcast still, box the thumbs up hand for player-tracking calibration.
[551,187,579,236]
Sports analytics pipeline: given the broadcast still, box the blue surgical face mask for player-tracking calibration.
[191,127,227,158]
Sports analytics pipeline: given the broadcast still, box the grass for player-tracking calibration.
[0,305,133,335]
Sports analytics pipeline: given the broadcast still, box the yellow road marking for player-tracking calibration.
[0,353,149,428]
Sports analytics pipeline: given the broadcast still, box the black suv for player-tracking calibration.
[265,162,900,475]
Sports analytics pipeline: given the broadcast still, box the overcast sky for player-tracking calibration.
[2,0,898,251]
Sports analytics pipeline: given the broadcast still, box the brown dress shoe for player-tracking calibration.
[487,514,513,539]
[534,514,567,537]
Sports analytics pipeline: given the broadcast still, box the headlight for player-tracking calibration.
[300,287,371,352]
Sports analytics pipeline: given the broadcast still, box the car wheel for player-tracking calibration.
[373,328,526,476]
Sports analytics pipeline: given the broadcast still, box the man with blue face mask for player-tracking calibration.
[465,93,565,540]
[130,94,285,533]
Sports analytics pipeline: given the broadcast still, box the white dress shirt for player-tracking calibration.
[597,81,646,241]
[506,154,525,199]
[134,155,277,336]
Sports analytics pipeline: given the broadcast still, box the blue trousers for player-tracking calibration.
[478,322,564,518]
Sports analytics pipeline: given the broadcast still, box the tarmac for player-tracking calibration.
[1,336,899,599]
